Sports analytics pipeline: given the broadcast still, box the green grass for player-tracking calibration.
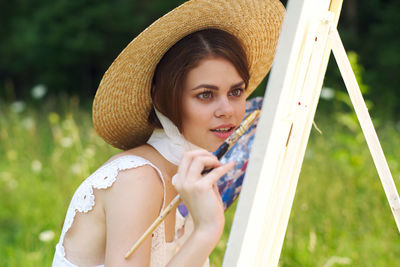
[1,98,399,266]
[279,118,400,267]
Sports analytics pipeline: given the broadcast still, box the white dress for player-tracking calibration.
[52,155,209,267]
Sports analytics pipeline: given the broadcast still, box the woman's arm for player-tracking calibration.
[103,150,233,266]
[104,165,164,266]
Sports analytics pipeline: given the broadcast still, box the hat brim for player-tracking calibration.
[93,0,285,150]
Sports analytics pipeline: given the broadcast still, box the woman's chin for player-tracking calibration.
[187,136,224,152]
[208,141,225,152]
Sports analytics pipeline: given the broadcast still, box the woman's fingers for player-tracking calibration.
[177,149,212,177]
[175,150,212,188]
[202,161,234,186]
[185,155,221,181]
[175,150,234,193]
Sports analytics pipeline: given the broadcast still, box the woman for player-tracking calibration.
[53,0,285,266]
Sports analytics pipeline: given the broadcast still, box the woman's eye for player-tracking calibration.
[229,88,244,97]
[197,91,213,100]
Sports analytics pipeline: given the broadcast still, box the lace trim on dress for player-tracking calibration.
[58,155,166,258]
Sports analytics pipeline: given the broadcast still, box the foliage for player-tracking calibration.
[2,0,400,117]
[323,0,400,118]
[355,0,400,116]
[0,0,185,99]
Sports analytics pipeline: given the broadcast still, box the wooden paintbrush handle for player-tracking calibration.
[124,194,181,259]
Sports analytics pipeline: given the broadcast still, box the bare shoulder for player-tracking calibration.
[104,163,164,211]
[102,144,168,208]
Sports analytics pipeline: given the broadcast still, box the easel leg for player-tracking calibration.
[328,26,400,232]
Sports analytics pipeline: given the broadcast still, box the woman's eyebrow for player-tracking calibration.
[231,81,245,89]
[191,84,218,91]
[191,80,245,91]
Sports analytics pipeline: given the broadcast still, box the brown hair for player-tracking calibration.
[148,28,249,130]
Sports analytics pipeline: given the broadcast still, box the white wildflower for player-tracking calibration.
[84,147,95,158]
[22,117,35,130]
[31,160,42,173]
[308,230,317,253]
[60,137,73,148]
[1,173,18,190]
[71,163,82,174]
[320,87,335,100]
[323,256,352,267]
[39,230,55,242]
[305,148,313,159]
[11,101,26,113]
[7,179,18,190]
[31,84,47,99]
[0,172,12,181]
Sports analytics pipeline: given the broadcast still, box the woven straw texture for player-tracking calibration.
[93,0,285,150]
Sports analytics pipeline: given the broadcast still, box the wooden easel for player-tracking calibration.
[222,0,400,266]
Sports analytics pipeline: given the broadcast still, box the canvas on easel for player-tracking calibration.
[222,0,400,266]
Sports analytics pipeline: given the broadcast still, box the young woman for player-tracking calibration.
[52,0,285,266]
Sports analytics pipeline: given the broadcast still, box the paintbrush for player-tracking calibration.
[124,110,260,259]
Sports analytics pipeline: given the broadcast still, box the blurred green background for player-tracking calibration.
[1,0,400,266]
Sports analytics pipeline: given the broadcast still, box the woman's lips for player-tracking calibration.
[210,126,235,139]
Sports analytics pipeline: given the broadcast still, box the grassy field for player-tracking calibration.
[1,97,399,266]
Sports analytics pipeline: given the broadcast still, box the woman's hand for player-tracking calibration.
[173,150,234,238]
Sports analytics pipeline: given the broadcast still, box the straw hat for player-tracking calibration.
[93,0,285,150]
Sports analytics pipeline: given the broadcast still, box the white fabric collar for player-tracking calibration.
[147,109,201,165]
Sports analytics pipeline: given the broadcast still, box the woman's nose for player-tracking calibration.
[214,97,234,118]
